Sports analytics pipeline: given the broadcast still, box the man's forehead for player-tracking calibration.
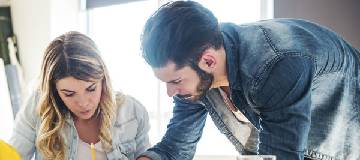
[152,62,179,82]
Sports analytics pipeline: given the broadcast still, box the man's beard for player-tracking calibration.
[177,63,214,101]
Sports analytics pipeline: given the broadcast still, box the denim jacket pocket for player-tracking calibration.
[107,140,137,160]
[111,118,138,160]
[114,118,138,141]
[117,140,137,160]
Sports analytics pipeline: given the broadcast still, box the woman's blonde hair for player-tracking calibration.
[36,31,120,159]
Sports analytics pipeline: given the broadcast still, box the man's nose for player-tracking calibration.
[166,84,179,97]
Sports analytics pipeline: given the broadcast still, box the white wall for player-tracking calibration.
[10,0,82,92]
[50,0,84,39]
[0,0,9,6]
[274,0,360,50]
[10,0,51,88]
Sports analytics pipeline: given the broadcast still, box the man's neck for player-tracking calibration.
[211,46,229,88]
[212,76,229,88]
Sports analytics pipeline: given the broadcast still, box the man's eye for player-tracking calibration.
[173,80,182,84]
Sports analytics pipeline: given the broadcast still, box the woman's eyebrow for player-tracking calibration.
[86,82,96,89]
[60,89,75,93]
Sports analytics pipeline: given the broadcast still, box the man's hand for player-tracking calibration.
[136,156,151,160]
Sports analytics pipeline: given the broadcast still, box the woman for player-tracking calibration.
[9,31,150,160]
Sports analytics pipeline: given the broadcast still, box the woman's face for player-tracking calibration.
[56,76,102,120]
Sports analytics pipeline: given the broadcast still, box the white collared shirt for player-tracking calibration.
[76,139,106,160]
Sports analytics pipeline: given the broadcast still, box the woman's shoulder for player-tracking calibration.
[113,92,148,123]
[16,90,41,122]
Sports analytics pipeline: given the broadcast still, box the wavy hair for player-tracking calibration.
[36,31,121,159]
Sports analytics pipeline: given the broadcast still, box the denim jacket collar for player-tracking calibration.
[222,25,242,91]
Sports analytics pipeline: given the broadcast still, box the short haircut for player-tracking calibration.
[141,1,223,69]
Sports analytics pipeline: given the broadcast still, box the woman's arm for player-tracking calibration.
[131,97,151,157]
[9,91,39,159]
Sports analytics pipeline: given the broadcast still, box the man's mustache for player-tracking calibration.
[176,94,193,99]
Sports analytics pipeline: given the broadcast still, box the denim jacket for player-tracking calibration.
[9,91,151,160]
[140,19,360,160]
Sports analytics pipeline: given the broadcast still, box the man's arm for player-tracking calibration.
[250,55,314,160]
[138,97,208,160]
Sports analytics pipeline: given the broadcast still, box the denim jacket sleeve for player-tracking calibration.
[250,55,314,160]
[9,91,39,159]
[131,96,151,157]
[107,94,151,160]
[139,97,208,160]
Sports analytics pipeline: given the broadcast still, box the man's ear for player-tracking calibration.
[198,50,217,72]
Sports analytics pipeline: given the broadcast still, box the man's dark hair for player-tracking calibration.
[141,0,223,69]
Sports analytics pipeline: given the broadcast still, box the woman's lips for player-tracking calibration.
[80,109,91,115]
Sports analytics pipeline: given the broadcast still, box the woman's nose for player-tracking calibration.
[76,95,89,108]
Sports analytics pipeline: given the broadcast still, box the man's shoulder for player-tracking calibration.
[220,18,319,30]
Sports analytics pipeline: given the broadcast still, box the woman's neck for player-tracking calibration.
[74,113,101,144]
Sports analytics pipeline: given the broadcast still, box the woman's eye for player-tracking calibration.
[64,93,74,97]
[88,87,96,92]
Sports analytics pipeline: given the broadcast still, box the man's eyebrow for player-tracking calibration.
[167,77,181,83]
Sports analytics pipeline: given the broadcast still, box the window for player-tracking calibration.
[87,0,273,156]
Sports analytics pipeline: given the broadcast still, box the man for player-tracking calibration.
[138,1,360,160]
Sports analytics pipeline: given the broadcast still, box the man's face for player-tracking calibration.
[153,61,213,101]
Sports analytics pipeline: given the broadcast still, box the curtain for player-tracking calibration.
[0,7,12,65]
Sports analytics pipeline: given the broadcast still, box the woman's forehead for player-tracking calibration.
[56,76,99,89]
